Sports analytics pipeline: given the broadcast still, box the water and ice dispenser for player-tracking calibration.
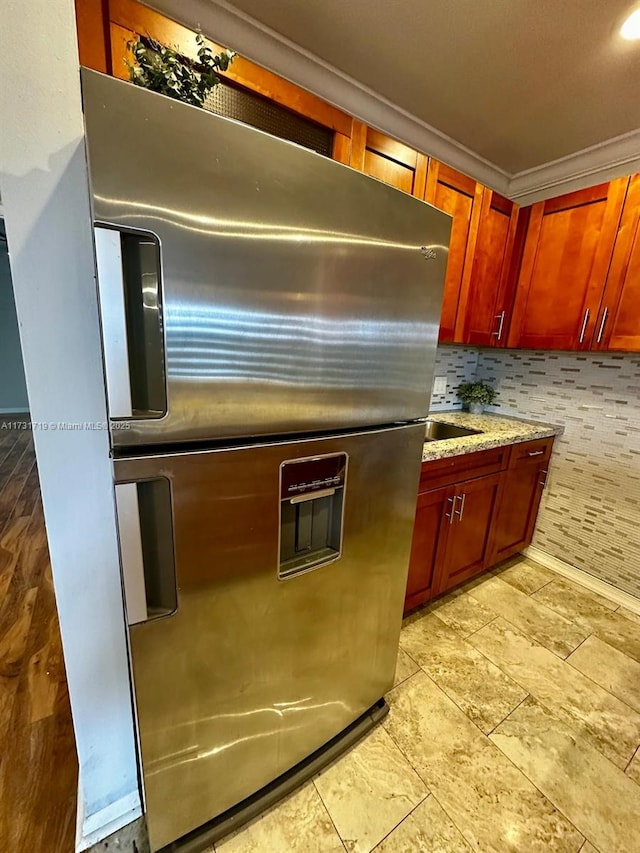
[279,453,347,579]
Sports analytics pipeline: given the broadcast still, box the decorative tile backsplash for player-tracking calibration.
[429,346,479,411]
[474,349,640,598]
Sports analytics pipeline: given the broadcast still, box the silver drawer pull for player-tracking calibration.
[528,450,545,457]
[539,470,549,487]
[290,487,336,504]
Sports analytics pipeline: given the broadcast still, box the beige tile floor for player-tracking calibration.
[214,557,640,853]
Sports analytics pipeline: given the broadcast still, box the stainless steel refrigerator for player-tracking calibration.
[81,68,451,852]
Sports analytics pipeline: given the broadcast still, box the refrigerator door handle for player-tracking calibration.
[95,227,133,419]
[94,226,167,421]
[114,479,177,625]
[115,483,147,624]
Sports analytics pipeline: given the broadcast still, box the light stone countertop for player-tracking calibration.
[422,410,564,462]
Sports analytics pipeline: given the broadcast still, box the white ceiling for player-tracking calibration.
[221,0,640,174]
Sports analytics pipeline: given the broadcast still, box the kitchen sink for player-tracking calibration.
[424,420,482,442]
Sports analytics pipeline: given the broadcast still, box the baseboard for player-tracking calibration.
[0,407,29,415]
[524,546,640,615]
[76,786,142,852]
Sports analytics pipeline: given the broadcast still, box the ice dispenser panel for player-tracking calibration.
[279,453,347,579]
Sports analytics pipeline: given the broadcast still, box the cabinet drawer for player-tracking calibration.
[420,445,509,491]
[509,438,553,467]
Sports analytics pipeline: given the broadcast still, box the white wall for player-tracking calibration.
[0,223,29,413]
[0,0,140,847]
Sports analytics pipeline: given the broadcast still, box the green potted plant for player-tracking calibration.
[127,32,235,107]
[456,380,498,415]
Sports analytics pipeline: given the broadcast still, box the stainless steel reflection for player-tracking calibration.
[114,423,424,851]
[84,66,453,851]
[82,69,450,448]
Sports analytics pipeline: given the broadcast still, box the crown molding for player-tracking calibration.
[507,128,640,205]
[146,0,511,194]
[146,1,639,205]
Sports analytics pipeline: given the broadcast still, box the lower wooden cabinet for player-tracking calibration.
[435,473,502,594]
[404,486,450,611]
[404,437,554,613]
[487,439,552,566]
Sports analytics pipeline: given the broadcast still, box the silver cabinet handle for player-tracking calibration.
[578,308,590,344]
[445,496,455,525]
[539,469,548,487]
[454,493,466,521]
[528,449,545,457]
[596,307,609,344]
[492,310,506,340]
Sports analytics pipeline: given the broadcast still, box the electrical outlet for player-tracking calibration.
[433,376,447,395]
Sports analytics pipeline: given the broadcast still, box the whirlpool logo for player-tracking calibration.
[420,246,437,260]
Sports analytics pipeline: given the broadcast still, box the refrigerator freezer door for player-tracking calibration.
[113,423,424,850]
[82,69,451,448]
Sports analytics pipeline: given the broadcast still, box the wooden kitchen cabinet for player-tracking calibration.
[404,486,450,612]
[99,0,355,163]
[405,437,554,614]
[507,179,629,350]
[83,3,640,357]
[349,123,428,198]
[462,189,519,347]
[593,173,640,352]
[434,473,502,594]
[405,446,507,611]
[487,438,553,566]
[424,161,483,343]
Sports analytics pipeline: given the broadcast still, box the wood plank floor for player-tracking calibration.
[0,416,77,852]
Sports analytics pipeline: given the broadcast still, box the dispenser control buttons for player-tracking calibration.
[281,455,346,499]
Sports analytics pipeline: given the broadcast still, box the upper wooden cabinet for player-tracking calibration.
[76,1,640,354]
[424,161,483,343]
[87,0,354,163]
[594,173,640,352]
[349,122,428,198]
[462,190,519,347]
[507,179,629,350]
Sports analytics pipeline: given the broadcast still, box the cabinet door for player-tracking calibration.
[435,473,501,595]
[404,486,451,612]
[487,438,553,566]
[107,1,354,146]
[425,161,483,343]
[595,173,640,352]
[463,190,519,347]
[350,122,427,198]
[508,179,628,350]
